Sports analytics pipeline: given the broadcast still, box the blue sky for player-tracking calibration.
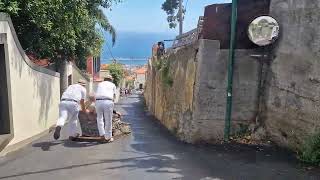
[101,0,231,63]
[103,0,231,34]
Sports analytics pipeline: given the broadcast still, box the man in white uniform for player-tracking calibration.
[94,75,116,142]
[54,79,87,140]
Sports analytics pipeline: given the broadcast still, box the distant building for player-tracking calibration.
[134,67,147,89]
[99,70,110,79]
[100,64,109,71]
[98,64,111,80]
[87,56,101,81]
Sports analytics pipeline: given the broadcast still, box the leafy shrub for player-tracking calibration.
[154,60,163,70]
[153,56,174,87]
[233,123,250,137]
[108,63,124,87]
[161,59,173,87]
[299,132,320,165]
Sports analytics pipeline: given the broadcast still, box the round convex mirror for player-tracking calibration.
[248,16,280,46]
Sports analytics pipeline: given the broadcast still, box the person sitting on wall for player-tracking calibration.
[157,41,165,57]
[152,43,159,57]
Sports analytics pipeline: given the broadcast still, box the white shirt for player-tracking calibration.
[95,81,116,100]
[61,84,86,102]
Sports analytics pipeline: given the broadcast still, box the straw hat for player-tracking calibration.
[78,79,87,86]
[105,74,113,80]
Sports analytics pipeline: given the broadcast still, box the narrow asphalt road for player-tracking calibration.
[0,95,319,180]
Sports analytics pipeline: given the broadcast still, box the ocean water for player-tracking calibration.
[101,31,175,65]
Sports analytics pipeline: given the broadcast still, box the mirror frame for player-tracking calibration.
[248,16,280,46]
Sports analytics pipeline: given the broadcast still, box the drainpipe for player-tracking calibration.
[224,0,238,141]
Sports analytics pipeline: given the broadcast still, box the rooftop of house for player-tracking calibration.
[101,64,109,70]
[126,76,135,81]
[27,54,51,67]
[134,67,147,75]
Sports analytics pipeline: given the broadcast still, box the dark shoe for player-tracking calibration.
[69,134,80,141]
[53,126,62,140]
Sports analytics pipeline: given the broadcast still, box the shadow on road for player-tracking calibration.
[116,95,320,180]
[32,140,100,151]
[0,155,178,180]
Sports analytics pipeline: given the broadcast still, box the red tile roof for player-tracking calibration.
[134,67,147,74]
[101,64,109,70]
[27,54,50,67]
[126,76,135,81]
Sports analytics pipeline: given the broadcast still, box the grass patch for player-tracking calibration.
[233,124,250,137]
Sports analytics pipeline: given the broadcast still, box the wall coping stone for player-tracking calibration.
[71,62,90,82]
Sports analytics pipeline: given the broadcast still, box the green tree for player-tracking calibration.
[125,79,134,89]
[108,63,124,87]
[0,1,20,14]
[161,0,184,29]
[0,0,120,94]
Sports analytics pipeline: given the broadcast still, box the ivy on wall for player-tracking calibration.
[153,56,174,87]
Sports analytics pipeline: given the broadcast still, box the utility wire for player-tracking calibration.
[183,0,189,23]
[105,41,116,62]
[185,0,189,11]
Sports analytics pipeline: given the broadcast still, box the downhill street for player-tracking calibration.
[0,95,318,180]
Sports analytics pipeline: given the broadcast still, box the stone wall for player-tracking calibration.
[146,1,320,148]
[202,0,270,49]
[193,40,260,142]
[145,39,260,143]
[145,42,197,142]
[262,0,320,149]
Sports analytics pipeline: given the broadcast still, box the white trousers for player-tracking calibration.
[95,100,114,138]
[56,101,80,137]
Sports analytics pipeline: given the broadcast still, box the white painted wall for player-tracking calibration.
[0,20,60,147]
[135,74,146,89]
